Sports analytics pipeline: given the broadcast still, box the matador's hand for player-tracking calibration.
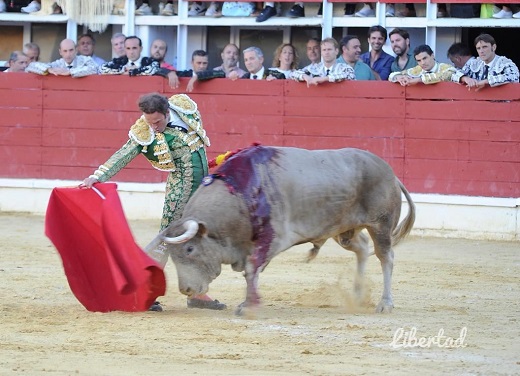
[81,177,98,188]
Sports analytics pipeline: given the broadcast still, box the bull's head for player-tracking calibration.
[146,220,223,298]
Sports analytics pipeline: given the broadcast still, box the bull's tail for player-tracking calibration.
[391,179,416,247]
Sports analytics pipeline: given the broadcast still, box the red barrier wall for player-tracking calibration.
[1,74,519,198]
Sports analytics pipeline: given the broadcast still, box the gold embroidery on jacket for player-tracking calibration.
[129,117,154,145]
[149,132,175,171]
[168,94,210,149]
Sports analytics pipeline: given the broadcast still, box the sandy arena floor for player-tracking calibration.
[0,213,519,375]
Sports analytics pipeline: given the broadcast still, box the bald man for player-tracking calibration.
[26,38,99,77]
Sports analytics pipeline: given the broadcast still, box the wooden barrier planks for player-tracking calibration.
[0,74,518,198]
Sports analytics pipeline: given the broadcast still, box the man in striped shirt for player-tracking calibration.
[293,37,355,86]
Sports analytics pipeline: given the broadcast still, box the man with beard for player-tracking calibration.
[360,25,393,81]
[149,39,175,70]
[213,43,246,78]
[389,28,415,73]
[337,35,376,80]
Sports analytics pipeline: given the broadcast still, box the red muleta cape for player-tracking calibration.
[45,183,166,312]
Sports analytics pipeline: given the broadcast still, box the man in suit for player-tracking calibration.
[229,46,285,80]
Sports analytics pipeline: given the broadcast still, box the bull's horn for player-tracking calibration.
[163,220,199,244]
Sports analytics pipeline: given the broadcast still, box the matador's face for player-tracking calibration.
[144,112,169,133]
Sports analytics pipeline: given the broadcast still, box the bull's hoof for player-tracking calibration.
[148,301,163,312]
[235,303,246,316]
[187,298,227,310]
[375,300,393,313]
[234,302,260,318]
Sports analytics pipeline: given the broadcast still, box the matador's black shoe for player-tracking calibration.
[148,301,163,312]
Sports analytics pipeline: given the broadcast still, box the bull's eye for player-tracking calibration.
[185,245,194,256]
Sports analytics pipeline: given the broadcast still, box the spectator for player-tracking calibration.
[452,33,519,90]
[229,46,286,80]
[26,39,98,78]
[355,3,447,17]
[0,0,5,12]
[135,0,176,15]
[213,43,246,78]
[112,0,125,15]
[150,38,175,70]
[25,0,61,15]
[23,42,40,63]
[389,28,416,72]
[188,1,220,16]
[256,2,277,22]
[161,0,176,15]
[111,32,126,58]
[446,42,476,69]
[176,50,225,92]
[337,35,376,80]
[286,2,323,17]
[344,3,356,16]
[135,0,153,14]
[77,33,106,66]
[293,37,355,86]
[386,3,416,17]
[361,25,393,80]
[100,35,156,75]
[388,44,456,86]
[437,3,449,17]
[492,4,520,18]
[305,37,321,66]
[3,51,29,73]
[270,43,299,79]
[352,3,374,17]
[81,92,225,311]
[100,36,180,89]
[21,0,41,13]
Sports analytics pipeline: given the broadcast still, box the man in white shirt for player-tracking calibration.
[26,39,98,78]
[293,37,355,86]
[452,33,519,91]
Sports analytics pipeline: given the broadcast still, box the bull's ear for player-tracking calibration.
[197,222,208,237]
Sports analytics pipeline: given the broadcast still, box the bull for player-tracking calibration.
[145,145,415,314]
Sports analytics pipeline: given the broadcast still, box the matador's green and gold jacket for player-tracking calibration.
[91,94,210,183]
